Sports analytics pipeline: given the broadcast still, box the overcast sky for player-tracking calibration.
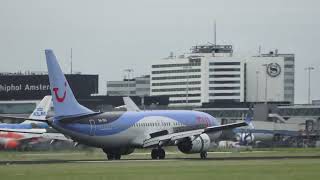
[0,0,319,103]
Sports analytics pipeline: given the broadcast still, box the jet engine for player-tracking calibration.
[236,132,254,145]
[0,138,19,149]
[177,133,211,154]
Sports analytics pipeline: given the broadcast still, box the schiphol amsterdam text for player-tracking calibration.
[0,84,50,92]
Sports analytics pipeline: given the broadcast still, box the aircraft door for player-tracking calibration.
[89,119,96,136]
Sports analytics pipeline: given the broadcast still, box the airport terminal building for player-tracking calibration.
[150,45,295,106]
[106,75,150,97]
[0,72,168,114]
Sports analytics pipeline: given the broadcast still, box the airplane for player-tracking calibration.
[0,128,69,150]
[0,96,71,150]
[234,127,300,146]
[0,95,52,129]
[232,112,300,146]
[5,49,252,159]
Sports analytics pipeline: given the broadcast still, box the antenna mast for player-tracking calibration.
[214,20,217,45]
[70,48,73,74]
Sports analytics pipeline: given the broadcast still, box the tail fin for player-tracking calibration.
[45,49,94,117]
[123,97,140,111]
[28,95,52,120]
[20,95,52,124]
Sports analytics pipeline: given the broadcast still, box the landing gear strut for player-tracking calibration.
[106,153,121,160]
[103,149,121,160]
[151,148,166,159]
[200,151,207,159]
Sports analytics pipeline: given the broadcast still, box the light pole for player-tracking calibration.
[124,69,134,97]
[183,66,192,106]
[256,71,260,102]
[262,64,268,104]
[305,66,314,104]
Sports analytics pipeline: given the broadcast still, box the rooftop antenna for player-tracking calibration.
[258,45,262,56]
[214,20,217,45]
[70,48,73,74]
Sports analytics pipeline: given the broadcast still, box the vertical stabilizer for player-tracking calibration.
[123,97,140,111]
[45,49,94,117]
[21,95,52,124]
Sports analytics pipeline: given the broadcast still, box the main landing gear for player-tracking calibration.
[151,148,166,159]
[200,151,208,159]
[107,153,121,160]
[103,149,121,160]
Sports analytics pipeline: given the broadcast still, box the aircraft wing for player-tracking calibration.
[0,128,47,134]
[0,128,70,141]
[143,121,251,148]
[0,115,49,123]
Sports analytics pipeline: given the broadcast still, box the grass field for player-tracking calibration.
[1,148,320,180]
[0,159,320,180]
[1,147,320,160]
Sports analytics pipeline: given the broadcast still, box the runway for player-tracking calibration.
[2,155,320,165]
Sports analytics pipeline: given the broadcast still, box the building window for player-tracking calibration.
[209,74,240,78]
[284,64,294,68]
[152,63,201,68]
[209,62,240,66]
[285,79,294,83]
[210,80,240,84]
[152,69,201,74]
[152,75,201,80]
[209,93,240,96]
[209,68,240,72]
[152,87,200,92]
[167,93,201,97]
[284,72,294,76]
[209,87,240,90]
[284,86,294,90]
[136,80,150,84]
[169,100,201,104]
[107,84,135,87]
[152,81,201,86]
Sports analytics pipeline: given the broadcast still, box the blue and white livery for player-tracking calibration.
[36,49,251,160]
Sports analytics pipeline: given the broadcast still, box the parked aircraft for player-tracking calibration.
[0,96,51,129]
[0,96,71,150]
[0,128,69,150]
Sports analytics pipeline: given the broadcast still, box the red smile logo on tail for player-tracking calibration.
[53,82,67,102]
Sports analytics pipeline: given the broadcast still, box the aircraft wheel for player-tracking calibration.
[151,149,158,159]
[114,154,121,160]
[158,148,165,159]
[200,151,207,159]
[107,153,115,160]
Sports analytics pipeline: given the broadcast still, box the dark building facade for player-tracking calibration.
[0,73,98,100]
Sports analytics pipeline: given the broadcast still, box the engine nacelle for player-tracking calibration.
[236,132,255,145]
[177,133,211,154]
[0,138,20,149]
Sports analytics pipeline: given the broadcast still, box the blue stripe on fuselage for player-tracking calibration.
[0,123,48,129]
[53,110,218,136]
